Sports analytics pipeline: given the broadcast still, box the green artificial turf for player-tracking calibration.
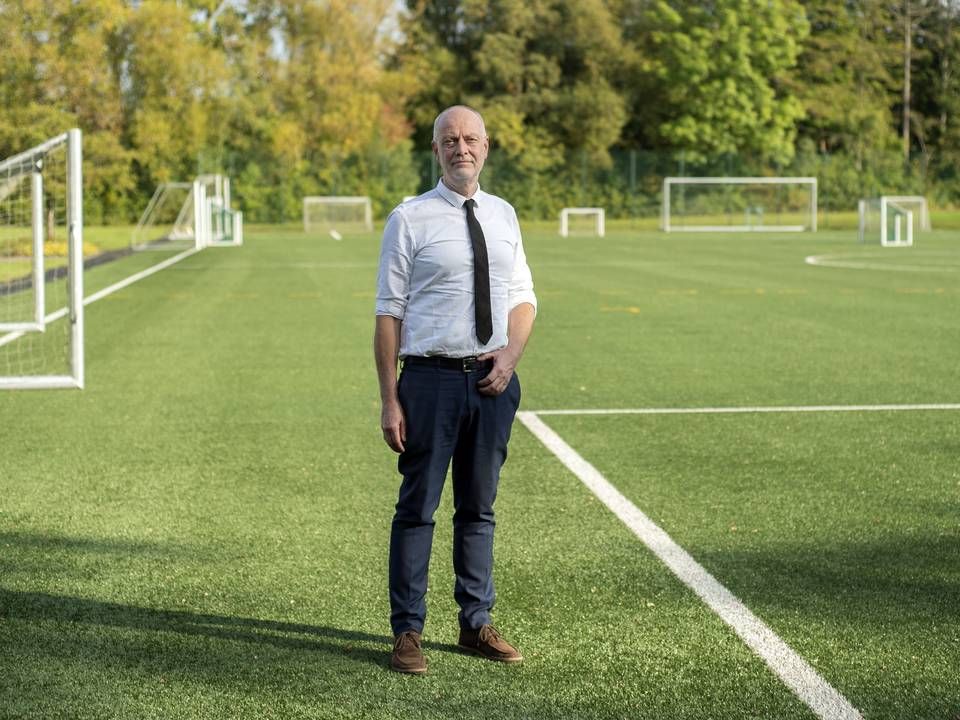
[1,224,958,718]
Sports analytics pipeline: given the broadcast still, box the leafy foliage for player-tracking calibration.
[1,0,959,221]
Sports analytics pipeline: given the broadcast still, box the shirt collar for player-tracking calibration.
[435,178,483,209]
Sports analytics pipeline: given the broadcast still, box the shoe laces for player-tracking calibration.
[394,631,421,650]
[479,625,501,643]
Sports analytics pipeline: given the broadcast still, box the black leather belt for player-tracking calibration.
[403,355,491,372]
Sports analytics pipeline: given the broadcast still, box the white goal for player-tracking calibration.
[1,129,84,390]
[303,196,373,235]
[662,177,818,232]
[858,196,929,247]
[133,173,241,250]
[559,208,605,237]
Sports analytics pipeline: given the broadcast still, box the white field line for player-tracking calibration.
[805,253,959,272]
[82,247,201,304]
[0,248,201,349]
[532,403,960,416]
[517,410,864,720]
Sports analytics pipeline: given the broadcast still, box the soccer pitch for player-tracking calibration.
[1,225,958,719]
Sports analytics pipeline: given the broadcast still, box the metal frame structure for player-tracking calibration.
[559,207,606,237]
[858,196,928,247]
[133,174,241,250]
[0,129,84,390]
[303,196,373,233]
[662,177,818,233]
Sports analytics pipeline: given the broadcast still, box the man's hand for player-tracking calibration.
[381,398,406,453]
[476,347,519,396]
[476,302,535,396]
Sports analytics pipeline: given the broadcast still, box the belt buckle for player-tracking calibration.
[461,356,479,372]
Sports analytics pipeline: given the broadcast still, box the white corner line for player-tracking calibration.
[531,403,960,416]
[517,410,864,720]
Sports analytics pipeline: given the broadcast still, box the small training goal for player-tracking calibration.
[559,208,605,237]
[858,196,930,247]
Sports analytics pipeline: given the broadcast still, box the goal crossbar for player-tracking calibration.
[303,196,373,233]
[662,177,818,233]
[559,207,605,237]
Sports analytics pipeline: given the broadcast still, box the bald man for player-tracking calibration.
[374,105,537,674]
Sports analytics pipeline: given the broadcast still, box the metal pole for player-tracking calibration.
[67,128,84,388]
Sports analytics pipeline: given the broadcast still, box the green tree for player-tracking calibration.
[395,0,628,216]
[398,0,628,171]
[793,0,900,167]
[0,0,135,223]
[214,0,418,220]
[622,0,809,165]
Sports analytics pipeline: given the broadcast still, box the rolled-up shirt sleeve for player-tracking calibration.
[375,209,412,319]
[507,212,537,314]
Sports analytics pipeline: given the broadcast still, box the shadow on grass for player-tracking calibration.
[0,587,466,670]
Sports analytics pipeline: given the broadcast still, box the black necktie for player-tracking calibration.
[464,199,493,344]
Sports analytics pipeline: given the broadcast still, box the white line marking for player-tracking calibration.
[805,253,959,272]
[532,403,960,416]
[517,410,863,720]
[0,248,201,349]
[83,248,201,305]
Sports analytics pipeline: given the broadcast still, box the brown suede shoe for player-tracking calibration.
[458,624,523,663]
[391,630,427,674]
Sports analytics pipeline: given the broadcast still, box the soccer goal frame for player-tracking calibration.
[0,129,84,390]
[662,177,818,233]
[303,196,373,234]
[133,174,241,250]
[559,207,605,237]
[207,197,244,247]
[858,196,929,247]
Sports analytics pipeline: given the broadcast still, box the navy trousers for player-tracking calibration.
[389,359,521,635]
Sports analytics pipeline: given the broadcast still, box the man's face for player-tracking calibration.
[432,109,489,190]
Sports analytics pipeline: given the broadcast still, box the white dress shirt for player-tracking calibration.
[376,179,537,358]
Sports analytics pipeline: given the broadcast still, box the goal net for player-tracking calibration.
[1,130,84,390]
[303,196,373,235]
[858,196,929,246]
[207,197,243,247]
[133,174,241,250]
[559,208,605,237]
[662,177,818,232]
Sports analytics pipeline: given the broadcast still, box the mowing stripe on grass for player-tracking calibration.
[532,403,960,416]
[517,410,864,720]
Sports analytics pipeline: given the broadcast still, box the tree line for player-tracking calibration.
[1,0,957,224]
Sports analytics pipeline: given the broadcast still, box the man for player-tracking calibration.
[374,105,537,675]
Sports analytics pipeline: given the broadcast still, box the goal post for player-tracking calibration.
[858,196,928,246]
[0,129,84,390]
[303,196,373,235]
[206,197,243,247]
[662,177,818,232]
[559,207,605,237]
[133,173,241,250]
